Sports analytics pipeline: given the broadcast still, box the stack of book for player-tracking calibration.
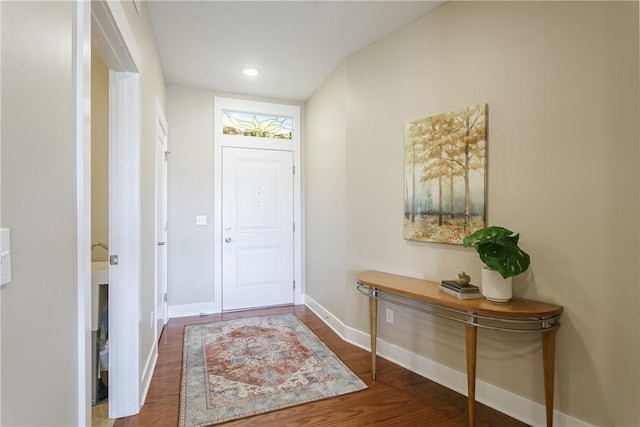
[439,280,482,300]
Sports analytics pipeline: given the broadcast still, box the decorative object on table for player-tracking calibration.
[179,313,368,427]
[462,226,531,302]
[403,103,487,244]
[439,280,482,300]
[456,271,471,285]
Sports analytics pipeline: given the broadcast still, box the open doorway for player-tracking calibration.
[90,1,142,420]
[90,45,111,420]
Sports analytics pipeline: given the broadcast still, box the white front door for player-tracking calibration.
[222,147,294,310]
[155,101,168,340]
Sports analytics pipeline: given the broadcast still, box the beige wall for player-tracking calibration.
[166,86,216,307]
[305,2,639,426]
[91,50,109,262]
[304,64,349,322]
[1,2,79,425]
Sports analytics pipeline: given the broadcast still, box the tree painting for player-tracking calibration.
[404,104,487,244]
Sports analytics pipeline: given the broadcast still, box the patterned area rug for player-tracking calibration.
[179,313,368,426]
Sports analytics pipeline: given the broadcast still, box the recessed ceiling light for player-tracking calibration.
[242,68,259,77]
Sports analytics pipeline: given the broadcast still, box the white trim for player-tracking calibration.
[74,1,91,425]
[140,340,158,406]
[304,295,593,427]
[213,97,303,313]
[0,1,2,416]
[168,302,217,319]
[91,1,140,72]
[153,99,169,344]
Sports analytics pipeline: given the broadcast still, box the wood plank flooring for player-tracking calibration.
[114,305,528,427]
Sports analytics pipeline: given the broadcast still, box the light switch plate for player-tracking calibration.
[196,215,207,226]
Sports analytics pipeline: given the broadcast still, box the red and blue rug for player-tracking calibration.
[179,313,368,426]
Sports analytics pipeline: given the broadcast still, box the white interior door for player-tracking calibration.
[222,147,294,310]
[108,70,141,417]
[155,101,168,340]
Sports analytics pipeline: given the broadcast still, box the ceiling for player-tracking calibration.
[147,1,444,102]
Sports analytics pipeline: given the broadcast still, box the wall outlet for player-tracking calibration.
[386,308,394,324]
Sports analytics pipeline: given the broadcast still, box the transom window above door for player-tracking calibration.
[222,110,293,140]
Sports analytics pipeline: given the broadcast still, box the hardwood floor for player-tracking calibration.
[114,305,528,427]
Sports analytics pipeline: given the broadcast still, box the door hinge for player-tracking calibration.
[164,292,167,303]
[293,223,295,232]
[293,165,295,175]
[293,280,296,289]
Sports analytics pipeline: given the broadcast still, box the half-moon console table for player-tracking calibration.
[356,270,563,427]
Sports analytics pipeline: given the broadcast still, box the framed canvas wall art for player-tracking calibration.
[404,104,487,244]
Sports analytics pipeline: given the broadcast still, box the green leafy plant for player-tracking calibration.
[462,226,530,279]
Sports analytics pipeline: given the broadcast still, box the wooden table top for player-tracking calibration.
[356,270,563,319]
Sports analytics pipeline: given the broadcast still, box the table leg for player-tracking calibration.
[465,325,477,427]
[542,328,558,427]
[369,295,378,381]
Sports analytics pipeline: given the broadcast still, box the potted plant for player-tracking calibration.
[462,226,530,302]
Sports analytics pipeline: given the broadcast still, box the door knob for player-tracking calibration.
[225,238,233,243]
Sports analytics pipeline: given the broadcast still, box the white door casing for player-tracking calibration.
[213,97,303,313]
[154,100,169,341]
[222,148,294,310]
[155,100,168,338]
[74,1,91,424]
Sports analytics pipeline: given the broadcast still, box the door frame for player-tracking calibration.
[213,97,303,313]
[154,99,169,339]
[74,1,91,424]
[89,0,142,419]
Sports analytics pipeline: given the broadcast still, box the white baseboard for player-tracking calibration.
[140,340,158,407]
[168,302,217,318]
[304,295,591,427]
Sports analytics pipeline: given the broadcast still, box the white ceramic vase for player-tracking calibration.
[481,267,512,302]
